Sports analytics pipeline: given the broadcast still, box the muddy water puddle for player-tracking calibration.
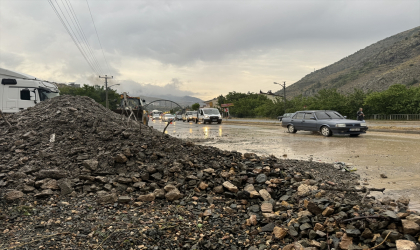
[152,120,420,210]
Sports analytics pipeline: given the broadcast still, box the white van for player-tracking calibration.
[197,108,222,124]
[0,68,59,113]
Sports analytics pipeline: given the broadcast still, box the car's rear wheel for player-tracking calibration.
[321,126,332,137]
[350,134,360,137]
[288,125,297,133]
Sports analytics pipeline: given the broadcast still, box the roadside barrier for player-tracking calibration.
[367,114,420,120]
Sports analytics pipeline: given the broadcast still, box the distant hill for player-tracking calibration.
[282,26,420,97]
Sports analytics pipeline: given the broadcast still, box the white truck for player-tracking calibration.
[150,110,163,120]
[182,110,197,122]
[0,68,59,113]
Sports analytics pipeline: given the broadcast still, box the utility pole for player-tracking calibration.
[99,75,113,109]
[274,81,286,114]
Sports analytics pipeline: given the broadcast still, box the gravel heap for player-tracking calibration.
[1,95,419,250]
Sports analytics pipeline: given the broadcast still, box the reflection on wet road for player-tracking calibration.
[151,119,420,211]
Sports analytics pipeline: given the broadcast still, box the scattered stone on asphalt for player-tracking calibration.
[380,173,388,178]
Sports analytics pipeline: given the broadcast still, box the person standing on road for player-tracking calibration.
[195,110,199,124]
[357,108,365,121]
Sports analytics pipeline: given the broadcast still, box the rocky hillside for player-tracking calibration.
[284,26,420,97]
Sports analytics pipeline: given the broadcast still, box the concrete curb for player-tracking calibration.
[222,121,420,134]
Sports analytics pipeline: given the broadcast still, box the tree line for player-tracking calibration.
[58,84,121,110]
[217,84,420,119]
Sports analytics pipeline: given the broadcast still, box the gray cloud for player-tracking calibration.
[1,0,419,99]
[92,78,196,98]
[93,1,420,65]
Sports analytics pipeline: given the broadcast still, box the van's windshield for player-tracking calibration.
[38,89,59,101]
[203,109,219,115]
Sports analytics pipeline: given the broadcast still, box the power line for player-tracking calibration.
[48,0,99,75]
[53,0,103,75]
[86,0,112,74]
[63,0,105,75]
[49,0,100,75]
[63,0,103,75]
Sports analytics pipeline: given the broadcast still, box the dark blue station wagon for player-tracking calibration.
[281,110,368,137]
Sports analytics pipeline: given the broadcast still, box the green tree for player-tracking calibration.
[364,84,420,114]
[213,84,420,119]
[58,84,120,109]
[191,103,200,110]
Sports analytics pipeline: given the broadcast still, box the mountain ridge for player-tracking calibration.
[282,26,420,97]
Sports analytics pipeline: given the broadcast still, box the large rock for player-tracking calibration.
[58,179,73,195]
[137,193,156,202]
[165,188,183,201]
[118,196,131,203]
[361,228,373,239]
[298,211,313,218]
[322,207,334,216]
[397,196,410,206]
[260,222,275,232]
[256,174,267,183]
[83,159,98,171]
[133,182,147,189]
[246,214,257,226]
[273,226,288,239]
[259,189,272,201]
[97,192,118,204]
[23,185,35,193]
[396,240,417,250]
[307,201,323,215]
[198,182,208,190]
[164,184,177,192]
[41,179,59,190]
[114,154,128,163]
[213,185,224,193]
[222,181,238,193]
[402,219,420,234]
[406,214,420,224]
[244,184,260,197]
[37,169,68,179]
[339,233,353,250]
[153,189,165,198]
[4,190,24,201]
[297,184,318,196]
[34,189,54,198]
[283,243,304,250]
[261,203,273,213]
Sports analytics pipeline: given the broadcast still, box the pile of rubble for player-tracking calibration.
[0,95,419,250]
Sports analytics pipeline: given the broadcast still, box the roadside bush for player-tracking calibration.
[217,84,420,119]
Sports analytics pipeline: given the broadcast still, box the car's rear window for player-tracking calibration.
[293,113,305,119]
[304,113,315,120]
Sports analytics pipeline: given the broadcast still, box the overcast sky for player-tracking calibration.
[1,0,419,100]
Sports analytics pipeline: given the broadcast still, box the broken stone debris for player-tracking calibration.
[0,95,419,249]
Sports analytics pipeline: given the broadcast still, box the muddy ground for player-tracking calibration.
[151,119,420,211]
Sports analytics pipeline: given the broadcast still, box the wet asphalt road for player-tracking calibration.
[150,119,420,211]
